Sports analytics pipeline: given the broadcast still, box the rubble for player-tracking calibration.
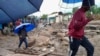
[1,21,100,56]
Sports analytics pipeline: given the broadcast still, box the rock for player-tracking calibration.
[28,38,36,47]
[56,32,65,37]
[41,47,47,52]
[6,54,34,56]
[0,48,14,56]
[35,36,50,47]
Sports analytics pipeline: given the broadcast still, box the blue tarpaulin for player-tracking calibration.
[63,0,82,3]
[62,0,95,5]
[0,0,43,24]
[0,24,2,29]
[62,0,95,8]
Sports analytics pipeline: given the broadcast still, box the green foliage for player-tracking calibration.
[72,5,100,14]
[72,5,100,20]
[58,12,63,15]
[72,7,79,13]
[90,5,100,14]
[64,12,72,15]
[41,14,48,20]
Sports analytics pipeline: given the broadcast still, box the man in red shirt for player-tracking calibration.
[68,0,95,56]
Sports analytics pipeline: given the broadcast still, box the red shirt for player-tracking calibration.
[68,8,91,39]
[15,19,21,26]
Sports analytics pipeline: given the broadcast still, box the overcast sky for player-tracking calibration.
[30,0,100,16]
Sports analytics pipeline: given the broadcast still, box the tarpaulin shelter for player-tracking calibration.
[60,0,95,13]
[0,0,43,24]
[62,0,95,7]
[63,0,81,3]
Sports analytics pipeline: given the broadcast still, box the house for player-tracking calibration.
[47,12,72,24]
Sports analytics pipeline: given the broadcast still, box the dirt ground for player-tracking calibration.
[0,32,100,56]
[0,21,100,56]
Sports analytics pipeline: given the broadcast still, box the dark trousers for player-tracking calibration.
[18,37,28,49]
[69,36,94,56]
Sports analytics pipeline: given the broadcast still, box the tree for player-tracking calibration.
[41,14,48,20]
[91,5,100,14]
[58,12,63,15]
[72,7,79,13]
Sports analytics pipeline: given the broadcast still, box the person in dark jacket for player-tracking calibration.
[67,0,95,56]
[18,26,29,49]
